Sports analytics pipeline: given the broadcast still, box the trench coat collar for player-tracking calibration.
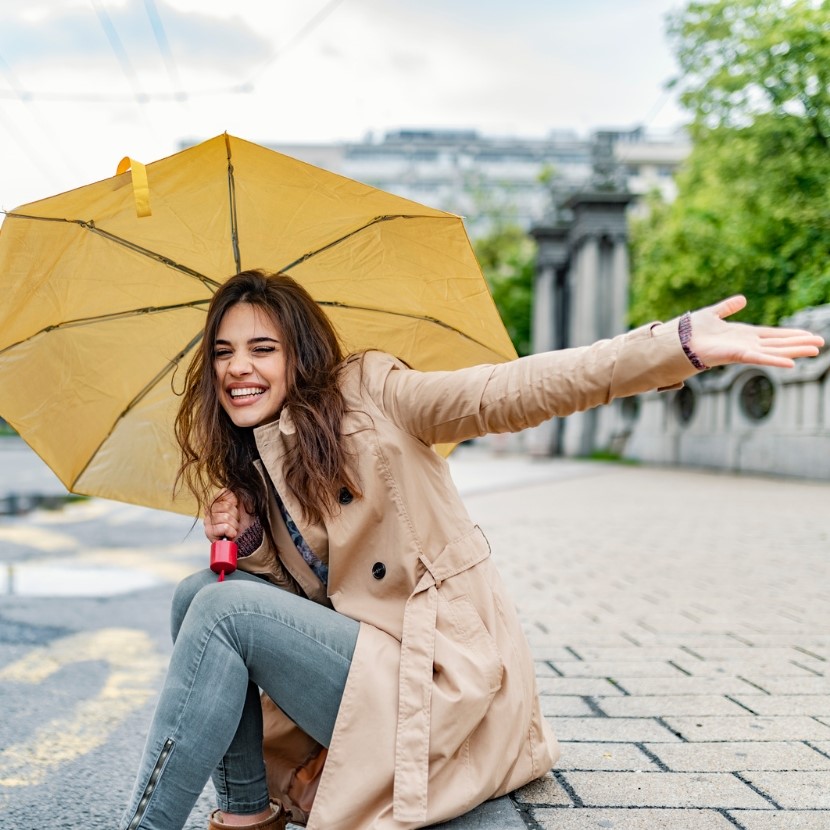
[254,407,296,441]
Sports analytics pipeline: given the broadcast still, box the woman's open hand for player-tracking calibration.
[205,489,254,542]
[689,295,824,370]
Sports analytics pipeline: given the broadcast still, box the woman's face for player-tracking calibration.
[213,302,288,428]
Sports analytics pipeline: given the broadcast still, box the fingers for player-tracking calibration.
[711,295,747,319]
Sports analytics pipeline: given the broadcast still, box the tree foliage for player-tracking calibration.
[474,224,536,356]
[630,0,830,326]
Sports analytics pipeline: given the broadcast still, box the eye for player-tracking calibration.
[253,346,276,354]
[213,348,232,359]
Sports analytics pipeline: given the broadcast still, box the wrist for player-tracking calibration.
[679,311,708,371]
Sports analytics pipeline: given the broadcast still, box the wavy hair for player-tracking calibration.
[175,270,358,524]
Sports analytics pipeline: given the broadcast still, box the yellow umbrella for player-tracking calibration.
[0,134,516,515]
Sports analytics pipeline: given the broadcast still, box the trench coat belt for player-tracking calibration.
[392,527,492,823]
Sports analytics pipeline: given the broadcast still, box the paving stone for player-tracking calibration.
[680,647,824,663]
[807,741,830,758]
[540,696,597,717]
[535,661,562,677]
[537,677,626,696]
[429,795,526,829]
[559,771,773,809]
[552,660,689,678]
[529,646,582,662]
[557,742,661,772]
[568,647,693,662]
[670,660,821,678]
[643,741,830,772]
[613,676,766,696]
[741,677,830,694]
[512,771,572,805]
[741,771,830,809]
[533,806,738,829]
[661,716,830,742]
[597,695,747,717]
[546,717,682,743]
[731,695,830,716]
[727,810,830,829]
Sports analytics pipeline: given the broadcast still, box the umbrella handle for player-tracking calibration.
[210,538,238,582]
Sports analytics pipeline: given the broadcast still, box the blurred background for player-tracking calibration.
[2,0,830,475]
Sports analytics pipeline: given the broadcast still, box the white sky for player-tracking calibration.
[0,0,687,210]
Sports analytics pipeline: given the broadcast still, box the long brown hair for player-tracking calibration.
[175,270,358,524]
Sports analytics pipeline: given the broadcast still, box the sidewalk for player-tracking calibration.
[0,444,828,828]
[459,455,830,829]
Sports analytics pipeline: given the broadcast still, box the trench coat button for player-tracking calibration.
[338,487,353,505]
[372,561,386,580]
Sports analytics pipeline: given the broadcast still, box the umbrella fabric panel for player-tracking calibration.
[0,307,205,493]
[0,218,214,351]
[74,365,199,515]
[231,135,453,275]
[286,218,516,362]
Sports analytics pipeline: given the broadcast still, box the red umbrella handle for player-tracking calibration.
[210,538,238,582]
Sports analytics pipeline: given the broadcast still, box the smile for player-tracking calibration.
[229,387,266,399]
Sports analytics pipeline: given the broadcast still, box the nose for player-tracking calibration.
[227,351,252,376]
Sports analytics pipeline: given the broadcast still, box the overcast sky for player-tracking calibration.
[0,0,687,210]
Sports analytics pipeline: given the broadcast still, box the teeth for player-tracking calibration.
[230,387,265,398]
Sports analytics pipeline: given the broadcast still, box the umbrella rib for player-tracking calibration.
[225,133,242,272]
[0,300,211,356]
[2,211,222,290]
[69,330,204,492]
[317,301,498,353]
[279,214,423,272]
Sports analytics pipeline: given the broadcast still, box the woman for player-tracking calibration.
[120,270,823,830]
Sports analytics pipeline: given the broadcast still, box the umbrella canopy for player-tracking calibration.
[0,134,516,515]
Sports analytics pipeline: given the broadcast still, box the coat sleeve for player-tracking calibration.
[363,318,698,447]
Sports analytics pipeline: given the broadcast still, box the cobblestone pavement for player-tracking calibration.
[463,461,830,829]
[1,439,828,829]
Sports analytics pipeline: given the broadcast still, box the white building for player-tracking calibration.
[252,127,688,237]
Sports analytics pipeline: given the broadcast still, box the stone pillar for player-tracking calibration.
[559,191,632,457]
[611,234,629,337]
[527,223,570,455]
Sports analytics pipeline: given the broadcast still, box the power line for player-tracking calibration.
[91,0,148,104]
[143,0,186,101]
[0,0,347,105]
[245,0,348,84]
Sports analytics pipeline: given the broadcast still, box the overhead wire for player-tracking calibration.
[143,0,186,101]
[0,0,348,104]
[90,0,149,105]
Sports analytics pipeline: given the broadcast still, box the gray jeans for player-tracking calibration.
[119,569,359,830]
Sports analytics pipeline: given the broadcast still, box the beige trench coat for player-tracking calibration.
[235,319,697,829]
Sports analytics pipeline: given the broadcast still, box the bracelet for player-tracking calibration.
[679,311,708,371]
[236,517,264,558]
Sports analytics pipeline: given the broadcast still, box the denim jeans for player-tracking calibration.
[119,569,359,830]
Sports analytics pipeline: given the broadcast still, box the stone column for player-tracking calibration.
[560,191,632,457]
[527,223,570,455]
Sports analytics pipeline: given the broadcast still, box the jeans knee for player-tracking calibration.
[170,569,216,642]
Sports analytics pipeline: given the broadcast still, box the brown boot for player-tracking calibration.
[208,801,287,830]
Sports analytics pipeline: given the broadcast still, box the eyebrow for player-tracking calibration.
[214,336,280,345]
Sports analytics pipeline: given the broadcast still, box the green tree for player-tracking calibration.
[630,0,830,326]
[474,224,536,356]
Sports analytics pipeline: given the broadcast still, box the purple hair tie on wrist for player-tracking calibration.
[679,311,708,371]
